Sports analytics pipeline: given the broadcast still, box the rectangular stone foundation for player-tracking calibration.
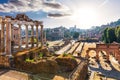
[70,60,88,80]
[0,55,11,68]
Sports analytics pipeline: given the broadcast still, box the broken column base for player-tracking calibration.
[0,54,14,68]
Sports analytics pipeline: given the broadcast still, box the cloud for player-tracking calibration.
[0,0,70,15]
[44,2,62,9]
[48,13,71,18]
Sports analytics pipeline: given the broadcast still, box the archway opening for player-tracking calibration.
[98,50,107,61]
[99,50,107,56]
[88,50,96,58]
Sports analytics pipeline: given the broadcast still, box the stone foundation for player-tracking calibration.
[70,60,88,80]
[55,57,78,72]
[15,59,59,74]
[0,55,11,68]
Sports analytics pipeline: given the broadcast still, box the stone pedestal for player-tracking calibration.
[6,55,14,68]
[0,55,14,68]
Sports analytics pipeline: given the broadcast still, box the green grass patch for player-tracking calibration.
[39,52,43,59]
[25,58,34,62]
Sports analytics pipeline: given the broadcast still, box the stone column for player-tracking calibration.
[106,50,109,61]
[0,17,1,53]
[44,30,47,43]
[11,24,13,41]
[86,50,89,59]
[0,30,1,52]
[40,25,43,47]
[36,25,39,47]
[5,21,12,55]
[1,21,5,53]
[117,53,120,62]
[18,24,22,49]
[31,25,34,47]
[25,25,29,48]
[11,24,14,53]
[115,50,117,57]
[115,50,119,60]
[96,50,99,60]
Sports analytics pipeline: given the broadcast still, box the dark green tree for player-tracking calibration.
[115,26,120,43]
[73,32,79,39]
[64,31,71,38]
[107,28,116,43]
[102,27,119,43]
[102,27,109,43]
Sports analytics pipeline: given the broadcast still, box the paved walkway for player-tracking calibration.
[56,41,75,55]
[56,43,72,54]
[0,69,29,80]
[67,42,79,54]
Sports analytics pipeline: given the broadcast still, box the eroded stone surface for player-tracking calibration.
[55,57,78,72]
[53,75,65,80]
[0,70,29,80]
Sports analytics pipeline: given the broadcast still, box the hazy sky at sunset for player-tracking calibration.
[0,0,120,29]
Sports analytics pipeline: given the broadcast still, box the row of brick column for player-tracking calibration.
[0,17,44,56]
[24,24,42,48]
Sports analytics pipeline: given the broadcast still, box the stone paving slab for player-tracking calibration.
[0,69,29,80]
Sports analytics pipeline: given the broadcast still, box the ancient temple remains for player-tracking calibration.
[0,14,44,67]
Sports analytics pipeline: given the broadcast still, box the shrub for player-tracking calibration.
[25,58,34,62]
[63,53,68,57]
[59,53,75,59]
[46,43,49,47]
[39,52,43,59]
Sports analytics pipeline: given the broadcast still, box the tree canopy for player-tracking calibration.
[73,32,79,39]
[102,26,120,43]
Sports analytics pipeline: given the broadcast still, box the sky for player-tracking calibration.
[0,0,120,29]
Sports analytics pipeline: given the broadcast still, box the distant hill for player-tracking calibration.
[92,19,120,33]
[100,19,120,28]
[109,19,120,27]
[87,19,120,40]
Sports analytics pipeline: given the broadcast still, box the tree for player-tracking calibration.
[107,28,116,43]
[64,30,71,38]
[102,27,118,43]
[73,32,79,39]
[115,26,120,43]
[102,27,109,43]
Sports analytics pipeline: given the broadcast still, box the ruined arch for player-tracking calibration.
[98,50,107,58]
[87,43,120,61]
[88,50,96,58]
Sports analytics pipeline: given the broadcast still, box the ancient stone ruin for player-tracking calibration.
[0,14,88,80]
[0,14,44,67]
[87,43,120,61]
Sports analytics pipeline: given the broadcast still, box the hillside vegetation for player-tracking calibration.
[102,26,120,43]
